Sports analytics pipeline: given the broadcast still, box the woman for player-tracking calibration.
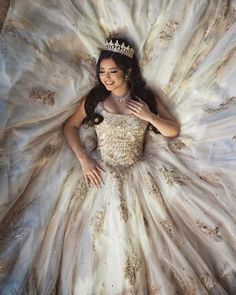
[62,38,236,294]
[64,38,179,188]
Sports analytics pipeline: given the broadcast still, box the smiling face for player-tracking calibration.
[99,58,129,95]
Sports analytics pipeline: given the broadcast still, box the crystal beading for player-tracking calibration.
[105,40,135,58]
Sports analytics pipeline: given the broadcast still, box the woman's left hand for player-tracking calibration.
[126,99,152,122]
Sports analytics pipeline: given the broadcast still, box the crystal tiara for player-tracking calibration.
[104,39,135,58]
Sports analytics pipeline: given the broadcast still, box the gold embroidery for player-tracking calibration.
[159,20,179,45]
[90,210,105,250]
[196,220,222,242]
[159,220,177,239]
[159,166,189,186]
[71,179,88,201]
[145,172,165,206]
[199,273,215,291]
[117,177,130,223]
[95,107,147,167]
[71,52,96,69]
[147,285,161,294]
[204,96,236,113]
[124,248,141,286]
[169,139,186,151]
[173,270,197,295]
[29,88,55,106]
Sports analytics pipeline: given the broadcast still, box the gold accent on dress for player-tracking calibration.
[124,248,142,286]
[29,88,55,106]
[196,220,223,242]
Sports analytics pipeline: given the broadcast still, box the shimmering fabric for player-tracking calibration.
[95,102,148,167]
[1,0,236,294]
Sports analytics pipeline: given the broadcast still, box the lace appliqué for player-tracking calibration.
[169,139,186,151]
[147,285,161,294]
[199,273,215,291]
[159,166,190,186]
[95,108,147,167]
[90,210,105,250]
[173,270,197,295]
[71,179,88,202]
[124,248,141,286]
[29,88,55,106]
[159,220,177,239]
[196,220,223,242]
[204,96,236,113]
[159,20,179,45]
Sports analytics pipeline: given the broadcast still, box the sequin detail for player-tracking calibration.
[95,103,148,167]
[196,220,223,242]
[90,210,106,250]
[124,248,141,286]
[29,88,55,106]
[159,166,189,186]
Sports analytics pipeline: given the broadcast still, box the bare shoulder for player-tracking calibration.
[64,97,87,129]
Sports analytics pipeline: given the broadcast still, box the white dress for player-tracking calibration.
[1,0,236,294]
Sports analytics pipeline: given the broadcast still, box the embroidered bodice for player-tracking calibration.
[95,102,148,167]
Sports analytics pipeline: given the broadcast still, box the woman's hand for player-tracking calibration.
[80,155,104,188]
[126,99,152,122]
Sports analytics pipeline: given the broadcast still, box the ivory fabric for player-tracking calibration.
[0,0,236,294]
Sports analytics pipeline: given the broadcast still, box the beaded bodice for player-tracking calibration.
[95,102,148,167]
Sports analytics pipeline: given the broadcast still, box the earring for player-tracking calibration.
[125,74,129,80]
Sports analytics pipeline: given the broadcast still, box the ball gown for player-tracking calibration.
[0,0,236,294]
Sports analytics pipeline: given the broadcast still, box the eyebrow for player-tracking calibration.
[100,67,119,70]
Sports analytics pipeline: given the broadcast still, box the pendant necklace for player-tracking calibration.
[111,90,131,103]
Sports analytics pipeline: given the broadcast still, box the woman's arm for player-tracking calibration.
[63,98,104,187]
[126,96,180,138]
[149,97,180,137]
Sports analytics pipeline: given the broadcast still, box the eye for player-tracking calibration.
[110,70,118,73]
[99,70,105,74]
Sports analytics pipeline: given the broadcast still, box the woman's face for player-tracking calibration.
[99,58,128,93]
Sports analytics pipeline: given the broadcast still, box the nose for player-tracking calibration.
[104,71,111,79]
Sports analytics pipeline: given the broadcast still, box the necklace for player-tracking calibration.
[111,90,131,103]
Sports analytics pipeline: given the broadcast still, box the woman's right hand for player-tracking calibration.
[80,155,104,188]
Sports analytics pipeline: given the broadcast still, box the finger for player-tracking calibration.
[89,172,102,188]
[93,170,104,186]
[96,164,105,172]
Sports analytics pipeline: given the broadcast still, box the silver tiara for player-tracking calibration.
[104,39,135,58]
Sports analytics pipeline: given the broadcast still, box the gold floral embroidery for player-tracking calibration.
[71,52,96,69]
[71,179,88,201]
[173,270,197,295]
[95,108,147,167]
[159,20,179,45]
[145,172,165,206]
[159,220,177,239]
[117,178,130,223]
[29,88,55,106]
[147,285,161,294]
[169,139,186,151]
[159,166,189,186]
[90,210,105,250]
[204,96,236,113]
[196,220,222,242]
[124,248,141,286]
[199,273,215,291]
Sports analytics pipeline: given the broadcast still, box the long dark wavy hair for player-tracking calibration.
[82,37,159,133]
